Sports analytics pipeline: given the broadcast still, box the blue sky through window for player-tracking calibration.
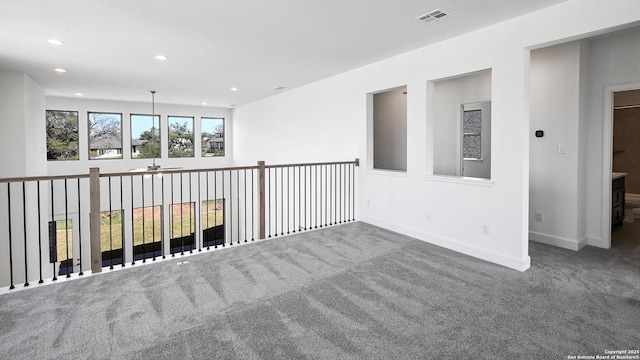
[201,117,223,134]
[131,115,159,139]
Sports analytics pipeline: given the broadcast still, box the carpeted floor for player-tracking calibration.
[0,222,638,360]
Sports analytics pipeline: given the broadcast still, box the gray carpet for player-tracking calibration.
[0,222,638,360]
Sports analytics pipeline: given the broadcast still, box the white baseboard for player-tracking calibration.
[361,216,531,272]
[529,231,587,251]
[587,235,607,248]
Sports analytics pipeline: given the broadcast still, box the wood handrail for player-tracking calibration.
[0,160,359,183]
[99,165,260,178]
[266,160,357,169]
[0,173,90,184]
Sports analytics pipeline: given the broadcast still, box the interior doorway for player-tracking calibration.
[610,88,640,254]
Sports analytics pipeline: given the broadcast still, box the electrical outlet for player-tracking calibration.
[557,144,565,154]
[535,211,543,222]
[482,224,490,235]
[426,214,432,222]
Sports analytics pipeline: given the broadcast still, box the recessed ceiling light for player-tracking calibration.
[275,86,286,91]
[230,87,238,91]
[229,104,236,107]
[155,55,168,61]
[48,39,65,45]
[75,93,83,96]
[201,102,207,106]
[54,68,66,73]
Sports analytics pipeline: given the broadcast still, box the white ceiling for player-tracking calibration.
[0,0,568,107]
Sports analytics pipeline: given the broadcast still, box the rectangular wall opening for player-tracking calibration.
[432,69,492,179]
[371,86,407,172]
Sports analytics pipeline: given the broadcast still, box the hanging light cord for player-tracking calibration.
[149,90,160,171]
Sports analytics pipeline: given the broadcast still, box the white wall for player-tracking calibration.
[433,70,492,177]
[373,87,407,172]
[233,0,640,271]
[529,41,587,250]
[232,77,362,165]
[46,96,234,176]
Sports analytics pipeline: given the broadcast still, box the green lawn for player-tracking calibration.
[55,200,224,260]
[99,200,224,252]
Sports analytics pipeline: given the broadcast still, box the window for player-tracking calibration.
[88,112,123,160]
[46,110,79,160]
[168,116,194,158]
[131,114,160,159]
[463,109,482,160]
[201,117,225,157]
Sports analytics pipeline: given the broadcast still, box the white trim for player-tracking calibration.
[367,169,409,178]
[529,231,587,251]
[423,175,494,187]
[614,104,640,110]
[587,235,604,248]
[602,81,640,249]
[361,216,530,271]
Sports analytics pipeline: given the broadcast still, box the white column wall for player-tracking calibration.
[0,70,48,288]
[0,71,46,177]
[529,41,585,250]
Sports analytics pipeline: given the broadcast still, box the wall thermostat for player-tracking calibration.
[535,130,544,138]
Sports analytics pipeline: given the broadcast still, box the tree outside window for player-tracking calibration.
[462,109,482,160]
[88,112,122,160]
[46,110,79,160]
[201,117,224,157]
[168,116,194,158]
[131,114,160,159]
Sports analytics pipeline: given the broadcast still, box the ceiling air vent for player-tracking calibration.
[415,8,455,25]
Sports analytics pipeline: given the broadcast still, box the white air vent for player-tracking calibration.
[415,8,455,24]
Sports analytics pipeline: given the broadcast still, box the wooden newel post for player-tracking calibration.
[258,161,266,239]
[89,168,102,274]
